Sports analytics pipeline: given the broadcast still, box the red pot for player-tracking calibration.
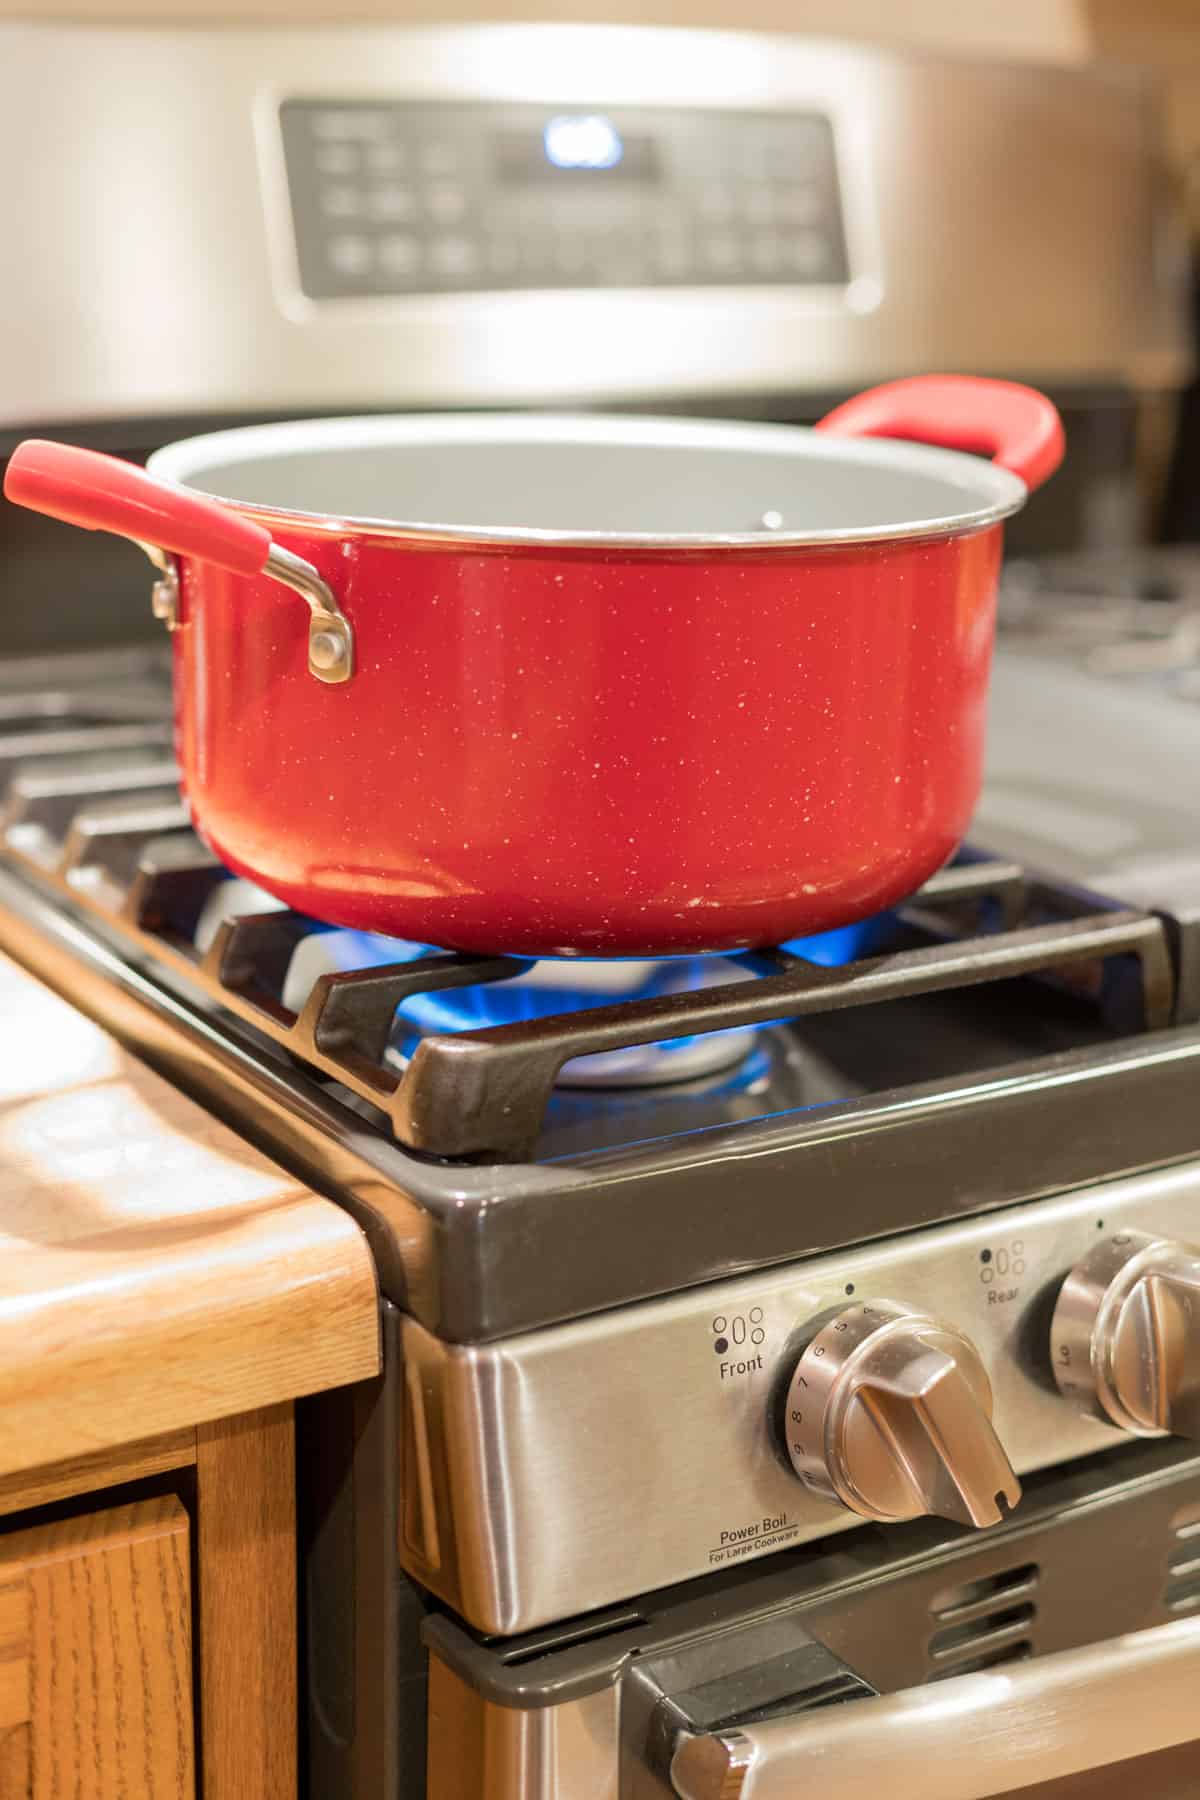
[4,376,1063,957]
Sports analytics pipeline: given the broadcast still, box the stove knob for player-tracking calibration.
[1052,1232,1200,1437]
[783,1300,1021,1527]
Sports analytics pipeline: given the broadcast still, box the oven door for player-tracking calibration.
[670,1615,1200,1799]
[419,1444,1200,1800]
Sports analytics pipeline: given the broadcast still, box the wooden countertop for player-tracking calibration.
[0,951,380,1481]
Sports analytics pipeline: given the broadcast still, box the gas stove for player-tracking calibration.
[0,638,1195,1335]
[2,14,1198,1791]
[3,576,1200,1794]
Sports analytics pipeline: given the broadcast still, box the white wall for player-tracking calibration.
[0,0,1094,60]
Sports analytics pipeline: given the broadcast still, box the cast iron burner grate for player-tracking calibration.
[0,656,1177,1162]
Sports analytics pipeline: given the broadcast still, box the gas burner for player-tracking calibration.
[389,955,762,1090]
[0,720,1176,1164]
[198,880,893,1092]
[197,882,761,1088]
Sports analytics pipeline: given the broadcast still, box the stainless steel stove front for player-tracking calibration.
[410,1439,1200,1800]
[399,1163,1200,1633]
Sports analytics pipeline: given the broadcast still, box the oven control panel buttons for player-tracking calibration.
[1052,1232,1200,1437]
[783,1300,1022,1528]
[278,99,850,300]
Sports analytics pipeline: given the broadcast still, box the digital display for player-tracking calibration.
[544,114,623,169]
[496,116,659,183]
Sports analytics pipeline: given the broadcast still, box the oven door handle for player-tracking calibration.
[670,1614,1200,1800]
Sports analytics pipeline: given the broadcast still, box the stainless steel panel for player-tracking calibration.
[0,22,1186,426]
[669,1615,1200,1799]
[426,1656,619,1800]
[399,1162,1200,1632]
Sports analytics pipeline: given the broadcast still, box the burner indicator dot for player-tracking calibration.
[845,1283,855,1295]
[714,1337,729,1355]
[712,1316,727,1334]
[749,1307,764,1324]
[1097,1220,1105,1231]
[980,1249,993,1265]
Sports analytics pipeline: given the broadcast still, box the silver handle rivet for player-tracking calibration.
[310,629,345,670]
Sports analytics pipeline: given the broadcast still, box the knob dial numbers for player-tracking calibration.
[1052,1232,1200,1438]
[783,1299,1021,1529]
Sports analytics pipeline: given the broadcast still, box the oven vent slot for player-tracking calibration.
[926,1563,1040,1676]
[927,1641,1034,1681]
[499,1608,646,1666]
[1168,1544,1200,1579]
[928,1562,1040,1626]
[1165,1506,1200,1611]
[928,1602,1036,1664]
[1166,1541,1200,1613]
[1170,1502,1200,1541]
[1166,1575,1200,1613]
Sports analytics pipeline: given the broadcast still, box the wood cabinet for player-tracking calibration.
[0,1496,194,1798]
[0,954,381,1796]
[0,1408,300,1800]
[0,947,378,1800]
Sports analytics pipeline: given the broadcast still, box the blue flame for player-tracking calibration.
[780,917,891,965]
[320,913,891,1055]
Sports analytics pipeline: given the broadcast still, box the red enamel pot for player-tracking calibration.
[4,376,1063,957]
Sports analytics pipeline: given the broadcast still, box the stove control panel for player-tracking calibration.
[276,99,851,299]
[784,1300,1020,1528]
[1052,1232,1200,1438]
[398,1165,1200,1636]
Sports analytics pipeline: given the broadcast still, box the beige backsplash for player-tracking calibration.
[0,0,1095,57]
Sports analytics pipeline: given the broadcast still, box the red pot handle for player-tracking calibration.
[3,438,273,576]
[3,438,354,683]
[815,376,1065,492]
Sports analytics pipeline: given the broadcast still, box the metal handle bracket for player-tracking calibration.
[137,540,354,684]
[266,543,355,683]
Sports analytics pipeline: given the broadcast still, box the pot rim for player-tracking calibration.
[146,410,1028,551]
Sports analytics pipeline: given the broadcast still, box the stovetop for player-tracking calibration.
[3,555,1200,1344]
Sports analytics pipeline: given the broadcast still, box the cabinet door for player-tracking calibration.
[0,1495,193,1798]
